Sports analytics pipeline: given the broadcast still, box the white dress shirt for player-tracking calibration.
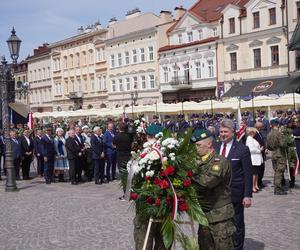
[219,139,233,158]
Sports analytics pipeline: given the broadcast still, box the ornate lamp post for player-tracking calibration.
[1,28,22,191]
[130,90,138,118]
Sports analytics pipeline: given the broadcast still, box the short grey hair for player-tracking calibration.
[93,126,101,132]
[56,127,64,134]
[220,119,235,131]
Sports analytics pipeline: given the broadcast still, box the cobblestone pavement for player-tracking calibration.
[0,159,299,250]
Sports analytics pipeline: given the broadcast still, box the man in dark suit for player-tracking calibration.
[151,115,161,126]
[19,129,34,180]
[162,115,175,133]
[41,128,56,184]
[10,130,22,180]
[103,122,117,182]
[74,126,86,182]
[33,129,44,177]
[91,126,106,185]
[215,119,252,250]
[66,129,82,185]
[254,121,266,188]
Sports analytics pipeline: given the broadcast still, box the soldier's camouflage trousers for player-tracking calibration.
[133,215,170,250]
[198,219,235,250]
[272,158,286,192]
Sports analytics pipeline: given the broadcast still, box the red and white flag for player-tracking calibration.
[294,153,299,176]
[237,125,246,142]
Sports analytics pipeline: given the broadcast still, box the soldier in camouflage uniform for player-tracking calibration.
[266,119,288,195]
[191,129,235,250]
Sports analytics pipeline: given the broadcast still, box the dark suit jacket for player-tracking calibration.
[65,137,81,160]
[215,140,253,203]
[91,134,104,160]
[19,136,34,158]
[11,138,22,160]
[41,135,55,160]
[33,136,43,156]
[0,136,5,156]
[254,131,266,160]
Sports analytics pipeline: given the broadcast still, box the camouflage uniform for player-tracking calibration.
[192,152,235,250]
[266,128,288,193]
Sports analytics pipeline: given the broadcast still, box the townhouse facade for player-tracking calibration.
[49,23,108,111]
[26,44,53,112]
[158,4,220,103]
[13,60,28,105]
[105,9,174,108]
[218,0,290,95]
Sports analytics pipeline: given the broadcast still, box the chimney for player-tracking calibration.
[108,17,117,26]
[174,6,186,20]
[125,8,141,19]
[160,10,173,23]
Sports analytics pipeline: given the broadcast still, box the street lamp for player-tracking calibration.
[0,28,22,191]
[130,90,138,118]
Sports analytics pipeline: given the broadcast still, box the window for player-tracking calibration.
[118,53,122,66]
[271,45,279,66]
[195,62,201,79]
[97,49,101,62]
[148,46,154,61]
[112,80,116,92]
[297,2,300,19]
[119,79,123,91]
[183,63,189,82]
[133,76,138,89]
[198,29,203,40]
[141,76,146,89]
[149,75,155,89]
[187,32,193,42]
[76,53,80,66]
[253,12,260,29]
[77,78,81,92]
[132,49,137,63]
[230,53,237,71]
[64,57,68,68]
[173,64,179,79]
[140,48,145,62]
[178,34,182,44]
[253,48,261,68]
[110,55,115,68]
[207,60,214,78]
[229,18,235,34]
[70,55,74,68]
[269,8,276,25]
[48,67,51,77]
[71,80,75,92]
[43,68,46,79]
[83,52,87,65]
[91,78,95,91]
[38,69,41,80]
[103,76,106,90]
[97,77,102,90]
[163,66,168,83]
[89,50,93,64]
[125,51,130,65]
[126,78,130,91]
[212,27,218,36]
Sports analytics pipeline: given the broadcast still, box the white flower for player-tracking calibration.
[146,170,155,177]
[163,157,168,162]
[171,156,176,161]
[161,147,166,152]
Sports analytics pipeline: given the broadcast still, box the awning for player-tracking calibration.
[289,19,300,51]
[223,76,297,98]
[8,101,30,118]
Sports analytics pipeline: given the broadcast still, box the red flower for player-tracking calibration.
[179,202,189,211]
[155,198,161,206]
[166,196,172,205]
[140,152,147,158]
[186,170,193,177]
[160,171,166,177]
[145,176,151,181]
[130,192,138,200]
[165,166,175,176]
[183,178,192,187]
[153,177,160,185]
[159,179,169,189]
[147,197,155,204]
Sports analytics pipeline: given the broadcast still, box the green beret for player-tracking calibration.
[146,124,163,136]
[191,129,212,143]
[270,119,279,126]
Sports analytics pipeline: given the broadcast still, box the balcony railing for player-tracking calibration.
[68,91,83,99]
[169,76,191,89]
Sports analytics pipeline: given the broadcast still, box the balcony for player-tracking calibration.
[68,91,84,99]
[169,76,192,89]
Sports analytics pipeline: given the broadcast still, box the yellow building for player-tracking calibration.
[49,23,108,111]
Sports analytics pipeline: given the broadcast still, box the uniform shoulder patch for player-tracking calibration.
[212,165,220,172]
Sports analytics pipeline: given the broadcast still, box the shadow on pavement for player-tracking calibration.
[244,238,265,250]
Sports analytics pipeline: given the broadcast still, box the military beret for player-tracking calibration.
[190,114,195,119]
[177,114,184,118]
[146,124,163,136]
[194,114,199,118]
[190,129,212,143]
[164,115,170,119]
[270,119,279,126]
[153,115,159,119]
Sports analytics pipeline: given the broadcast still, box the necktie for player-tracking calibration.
[221,142,227,157]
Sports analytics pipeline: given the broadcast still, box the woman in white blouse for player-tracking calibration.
[246,127,263,193]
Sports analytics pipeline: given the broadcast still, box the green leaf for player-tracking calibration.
[161,215,175,249]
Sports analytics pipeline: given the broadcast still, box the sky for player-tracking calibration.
[0,0,196,62]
